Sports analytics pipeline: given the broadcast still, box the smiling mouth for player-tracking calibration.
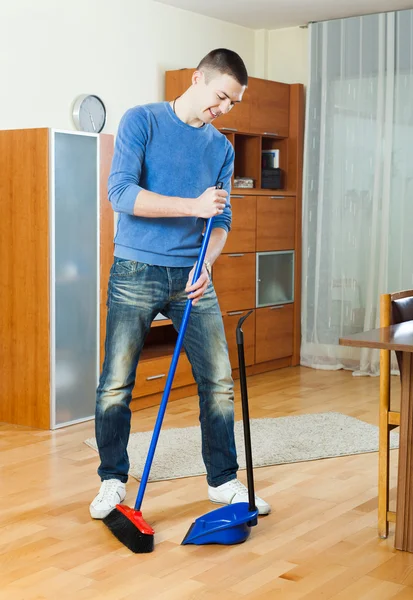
[209,108,220,119]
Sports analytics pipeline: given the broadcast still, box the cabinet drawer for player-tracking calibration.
[255,304,293,363]
[225,195,256,253]
[212,253,256,313]
[222,310,255,370]
[256,196,295,251]
[133,353,194,398]
[249,79,290,137]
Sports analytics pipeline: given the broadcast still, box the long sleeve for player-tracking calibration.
[108,107,149,215]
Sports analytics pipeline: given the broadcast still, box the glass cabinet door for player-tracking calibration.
[256,251,294,307]
[52,131,98,427]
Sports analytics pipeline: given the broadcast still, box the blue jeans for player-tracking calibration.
[95,257,238,487]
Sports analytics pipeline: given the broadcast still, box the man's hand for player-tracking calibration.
[195,187,228,218]
[185,263,210,305]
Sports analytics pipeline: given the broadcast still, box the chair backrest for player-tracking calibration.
[390,290,413,375]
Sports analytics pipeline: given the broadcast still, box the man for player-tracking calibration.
[90,48,271,519]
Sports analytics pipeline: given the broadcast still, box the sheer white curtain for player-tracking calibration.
[301,10,413,375]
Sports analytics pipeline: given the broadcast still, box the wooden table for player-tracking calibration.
[340,321,413,552]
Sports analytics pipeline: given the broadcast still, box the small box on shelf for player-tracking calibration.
[261,168,284,190]
[233,176,255,189]
[262,149,279,169]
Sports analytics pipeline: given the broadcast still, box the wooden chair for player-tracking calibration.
[379,289,413,538]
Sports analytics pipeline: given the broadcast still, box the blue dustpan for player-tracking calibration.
[182,312,260,547]
[182,502,258,545]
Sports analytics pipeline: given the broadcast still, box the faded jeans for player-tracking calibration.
[95,257,238,487]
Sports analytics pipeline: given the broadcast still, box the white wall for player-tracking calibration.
[255,26,309,85]
[0,0,255,133]
[254,29,269,79]
[268,26,309,86]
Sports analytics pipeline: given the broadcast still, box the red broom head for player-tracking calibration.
[115,505,155,534]
[103,504,155,553]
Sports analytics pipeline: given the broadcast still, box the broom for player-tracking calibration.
[103,183,224,553]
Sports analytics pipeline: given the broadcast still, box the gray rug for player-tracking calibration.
[84,412,399,482]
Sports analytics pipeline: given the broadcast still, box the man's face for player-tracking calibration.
[193,70,246,124]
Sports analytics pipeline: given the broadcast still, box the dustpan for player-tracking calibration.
[182,311,259,546]
[182,502,257,545]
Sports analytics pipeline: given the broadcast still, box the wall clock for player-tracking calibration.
[72,94,106,133]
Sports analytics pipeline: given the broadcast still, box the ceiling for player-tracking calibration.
[154,0,413,30]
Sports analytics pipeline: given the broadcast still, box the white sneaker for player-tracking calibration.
[208,479,271,515]
[89,479,126,519]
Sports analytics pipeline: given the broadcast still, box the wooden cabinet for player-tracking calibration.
[0,128,114,429]
[256,196,296,251]
[249,79,290,137]
[212,253,256,312]
[255,305,294,363]
[223,310,255,369]
[225,195,256,253]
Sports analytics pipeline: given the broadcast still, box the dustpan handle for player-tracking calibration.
[135,182,224,511]
[236,311,257,513]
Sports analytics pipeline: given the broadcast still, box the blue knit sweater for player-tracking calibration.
[108,102,234,267]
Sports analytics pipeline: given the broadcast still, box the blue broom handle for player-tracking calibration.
[135,188,222,510]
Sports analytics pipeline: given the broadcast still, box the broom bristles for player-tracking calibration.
[103,505,154,554]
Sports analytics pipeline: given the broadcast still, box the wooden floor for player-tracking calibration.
[1,366,412,600]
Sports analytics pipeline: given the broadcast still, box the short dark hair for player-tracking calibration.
[197,48,248,87]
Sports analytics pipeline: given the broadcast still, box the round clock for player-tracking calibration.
[72,94,106,133]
